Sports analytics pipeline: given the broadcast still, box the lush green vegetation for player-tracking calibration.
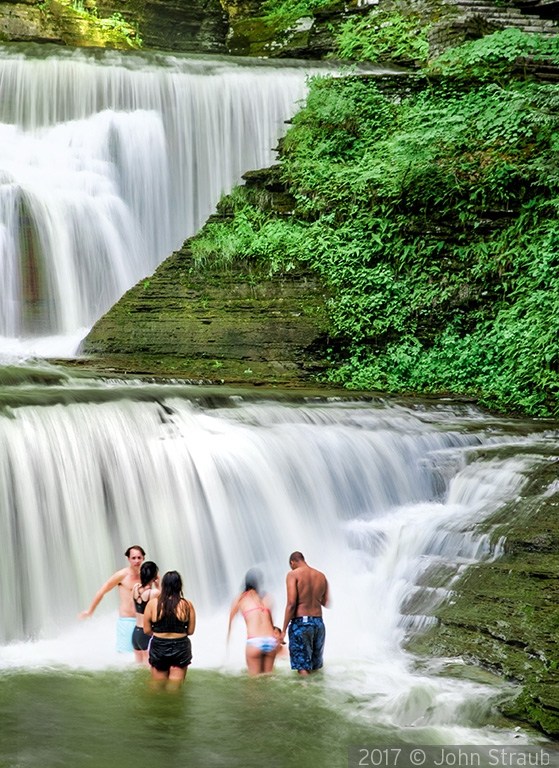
[259,0,431,65]
[193,30,559,415]
[335,8,429,65]
[260,0,334,30]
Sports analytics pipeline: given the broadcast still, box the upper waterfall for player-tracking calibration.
[0,46,317,351]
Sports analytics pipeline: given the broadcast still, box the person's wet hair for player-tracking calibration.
[125,545,146,558]
[244,568,262,594]
[289,551,305,564]
[140,561,158,587]
[157,570,184,621]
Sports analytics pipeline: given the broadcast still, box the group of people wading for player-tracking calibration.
[79,545,329,688]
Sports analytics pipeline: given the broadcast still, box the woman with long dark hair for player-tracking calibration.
[227,568,278,675]
[131,561,160,665]
[144,570,196,688]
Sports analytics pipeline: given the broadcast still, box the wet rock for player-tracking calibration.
[81,244,331,384]
[407,452,559,736]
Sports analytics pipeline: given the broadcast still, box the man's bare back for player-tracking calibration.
[286,562,329,619]
[281,551,330,677]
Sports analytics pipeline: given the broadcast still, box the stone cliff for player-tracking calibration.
[80,167,331,386]
[1,0,558,57]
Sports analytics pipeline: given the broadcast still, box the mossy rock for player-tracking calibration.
[81,243,331,384]
[407,452,559,736]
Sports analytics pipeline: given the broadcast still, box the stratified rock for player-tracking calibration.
[81,243,331,384]
[408,448,559,736]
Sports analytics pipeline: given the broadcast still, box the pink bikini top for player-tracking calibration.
[241,594,271,619]
[242,605,271,618]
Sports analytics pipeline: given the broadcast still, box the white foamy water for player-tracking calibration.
[0,394,554,741]
[0,46,332,349]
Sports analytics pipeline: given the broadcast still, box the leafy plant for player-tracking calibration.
[428,28,559,82]
[260,0,335,30]
[334,8,430,65]
[193,33,559,415]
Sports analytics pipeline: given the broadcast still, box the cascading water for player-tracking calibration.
[0,394,533,641]
[0,387,556,742]
[0,41,556,758]
[0,46,330,352]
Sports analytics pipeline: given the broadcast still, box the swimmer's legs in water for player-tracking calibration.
[149,665,187,691]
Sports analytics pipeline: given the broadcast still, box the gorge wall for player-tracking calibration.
[2,0,558,59]
[0,0,227,50]
[80,167,331,386]
[0,0,344,54]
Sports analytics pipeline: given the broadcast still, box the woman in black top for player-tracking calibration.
[144,571,196,689]
[132,561,160,665]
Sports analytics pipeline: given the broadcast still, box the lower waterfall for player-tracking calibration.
[0,385,555,745]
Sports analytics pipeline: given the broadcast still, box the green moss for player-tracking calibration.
[333,8,430,65]
[407,453,559,736]
[47,0,142,47]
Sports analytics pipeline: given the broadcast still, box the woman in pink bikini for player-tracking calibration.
[227,569,278,675]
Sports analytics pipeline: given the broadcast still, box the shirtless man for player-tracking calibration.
[78,545,145,653]
[280,551,329,676]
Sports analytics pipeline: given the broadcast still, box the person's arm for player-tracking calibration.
[322,578,330,609]
[280,572,298,640]
[143,598,156,636]
[227,596,241,641]
[78,569,124,619]
[186,600,196,635]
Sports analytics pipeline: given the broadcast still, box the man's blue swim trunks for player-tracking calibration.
[288,616,325,672]
[116,616,136,653]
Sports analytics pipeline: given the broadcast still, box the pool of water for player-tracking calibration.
[0,665,529,768]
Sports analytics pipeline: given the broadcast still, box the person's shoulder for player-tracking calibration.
[286,569,297,580]
[311,565,326,578]
[109,566,130,583]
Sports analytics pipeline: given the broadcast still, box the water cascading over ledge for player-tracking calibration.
[0,45,317,350]
[0,394,537,651]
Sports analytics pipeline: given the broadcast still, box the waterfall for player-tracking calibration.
[0,393,544,660]
[0,46,317,349]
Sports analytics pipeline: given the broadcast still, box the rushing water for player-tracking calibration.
[0,379,557,764]
[1,40,556,766]
[0,46,376,352]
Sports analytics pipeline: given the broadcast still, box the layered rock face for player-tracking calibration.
[408,448,559,736]
[81,246,330,384]
[80,166,330,384]
[0,0,229,51]
[96,0,229,51]
[2,0,559,56]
